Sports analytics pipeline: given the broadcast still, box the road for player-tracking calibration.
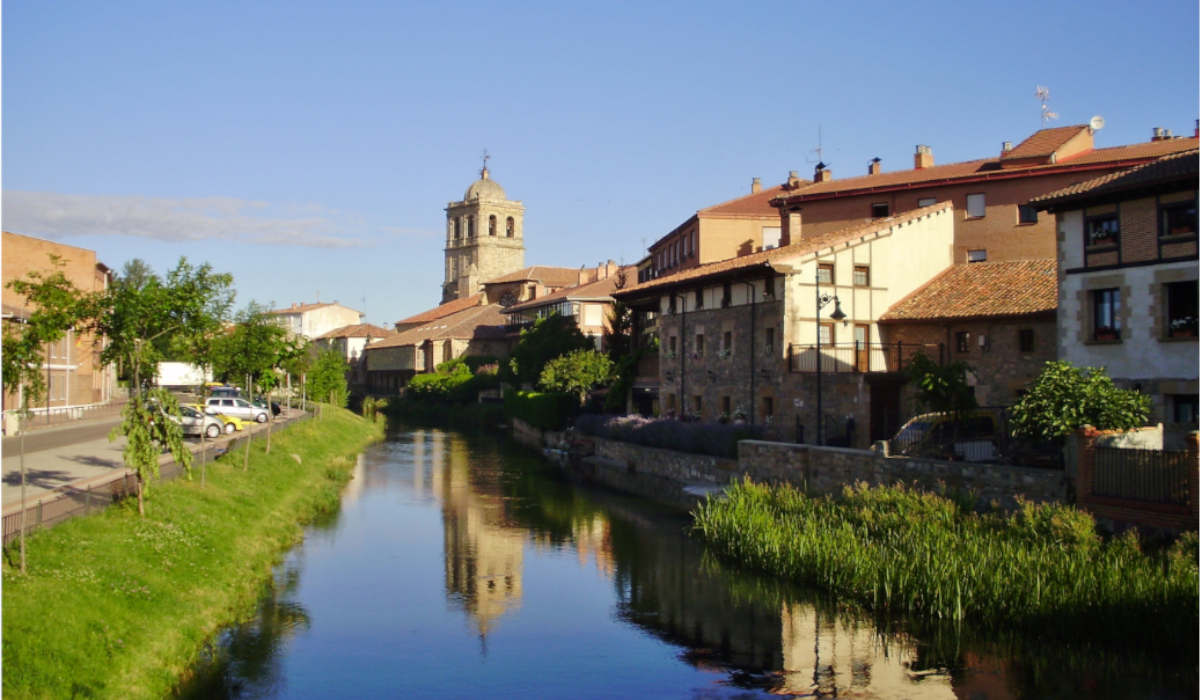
[2,416,123,456]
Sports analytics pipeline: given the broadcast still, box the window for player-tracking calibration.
[967,249,987,263]
[668,295,677,314]
[721,396,731,416]
[454,218,461,240]
[721,282,732,308]
[1166,280,1198,338]
[1086,214,1119,248]
[917,197,937,208]
[1092,288,1120,341]
[694,288,703,309]
[506,216,515,237]
[1171,394,1199,425]
[694,333,705,358]
[955,331,970,353]
[1018,328,1035,353]
[818,323,833,345]
[467,215,475,237]
[853,265,870,287]
[870,202,890,219]
[693,395,703,414]
[765,327,775,354]
[722,331,732,356]
[762,226,781,250]
[762,396,774,418]
[817,263,834,285]
[966,193,986,218]
[1018,204,1038,224]
[668,336,677,356]
[1161,201,1197,238]
[488,215,497,236]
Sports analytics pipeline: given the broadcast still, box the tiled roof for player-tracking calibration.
[880,259,1057,322]
[772,135,1198,204]
[370,304,508,349]
[699,183,808,217]
[316,322,395,340]
[1000,125,1087,161]
[504,266,636,313]
[482,266,582,287]
[269,301,362,316]
[394,293,484,326]
[615,202,953,298]
[1029,149,1199,208]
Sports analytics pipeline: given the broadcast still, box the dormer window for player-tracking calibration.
[870,202,889,219]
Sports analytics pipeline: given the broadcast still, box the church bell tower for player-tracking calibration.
[442,155,526,303]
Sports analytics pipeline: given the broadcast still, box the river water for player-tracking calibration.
[180,426,1196,699]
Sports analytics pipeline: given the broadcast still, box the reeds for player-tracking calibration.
[692,479,1198,646]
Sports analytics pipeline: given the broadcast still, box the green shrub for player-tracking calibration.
[504,390,577,431]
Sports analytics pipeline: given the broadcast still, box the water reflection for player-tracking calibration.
[186,427,1197,699]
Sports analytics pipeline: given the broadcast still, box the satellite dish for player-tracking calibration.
[1090,115,1106,131]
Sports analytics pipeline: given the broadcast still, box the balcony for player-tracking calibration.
[787,342,944,373]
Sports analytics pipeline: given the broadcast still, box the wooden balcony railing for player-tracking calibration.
[787,342,944,373]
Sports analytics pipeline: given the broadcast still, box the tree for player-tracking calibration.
[501,314,592,388]
[1010,361,1150,441]
[538,349,614,404]
[905,351,978,416]
[602,300,632,361]
[113,388,193,515]
[212,303,289,391]
[3,256,90,572]
[307,348,350,407]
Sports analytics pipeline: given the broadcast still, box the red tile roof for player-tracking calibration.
[482,266,582,287]
[1030,149,1199,208]
[880,259,1057,322]
[315,322,396,340]
[504,266,636,313]
[772,134,1198,205]
[615,202,953,298]
[699,183,809,217]
[371,304,508,349]
[394,293,484,326]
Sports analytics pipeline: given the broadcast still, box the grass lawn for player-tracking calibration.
[2,405,383,699]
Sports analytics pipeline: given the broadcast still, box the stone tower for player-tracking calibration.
[443,160,526,303]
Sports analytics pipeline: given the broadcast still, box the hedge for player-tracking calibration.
[504,390,578,431]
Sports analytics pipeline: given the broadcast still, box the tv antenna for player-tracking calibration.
[806,125,825,165]
[1035,85,1058,126]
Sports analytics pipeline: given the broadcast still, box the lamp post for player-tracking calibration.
[814,267,846,445]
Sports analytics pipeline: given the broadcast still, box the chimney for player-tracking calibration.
[786,170,802,189]
[1164,129,1173,139]
[605,260,618,279]
[578,265,587,286]
[1001,141,1013,154]
[781,207,801,247]
[868,157,881,175]
[751,177,762,194]
[914,144,933,169]
[814,162,832,183]
[1152,127,1164,141]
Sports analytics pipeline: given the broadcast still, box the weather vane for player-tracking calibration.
[1035,86,1058,126]
[481,149,490,176]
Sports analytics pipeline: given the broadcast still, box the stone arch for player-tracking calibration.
[488,214,497,236]
[454,218,461,240]
[467,215,475,238]
[506,216,515,238]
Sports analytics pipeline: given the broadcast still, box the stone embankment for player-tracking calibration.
[513,418,1067,512]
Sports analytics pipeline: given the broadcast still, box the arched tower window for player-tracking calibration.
[454,218,461,240]
[506,217,515,238]
[488,215,497,236]
[467,215,475,238]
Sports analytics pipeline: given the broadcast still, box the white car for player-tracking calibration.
[205,397,269,423]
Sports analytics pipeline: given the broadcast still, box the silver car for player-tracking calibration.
[205,397,269,423]
[177,404,224,439]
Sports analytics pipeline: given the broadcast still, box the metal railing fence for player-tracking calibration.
[1093,447,1192,505]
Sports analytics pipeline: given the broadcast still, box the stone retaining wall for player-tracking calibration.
[589,437,739,485]
[738,440,1067,511]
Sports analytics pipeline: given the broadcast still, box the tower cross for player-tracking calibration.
[481,149,490,176]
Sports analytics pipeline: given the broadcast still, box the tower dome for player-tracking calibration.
[464,166,507,201]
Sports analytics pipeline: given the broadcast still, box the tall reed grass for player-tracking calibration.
[692,479,1198,646]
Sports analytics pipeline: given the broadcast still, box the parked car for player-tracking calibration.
[175,404,224,439]
[208,385,243,399]
[205,397,269,423]
[889,410,1003,462]
[187,404,246,433]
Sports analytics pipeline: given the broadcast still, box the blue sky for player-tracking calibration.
[4,0,1197,324]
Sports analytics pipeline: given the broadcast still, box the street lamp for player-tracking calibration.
[815,267,846,445]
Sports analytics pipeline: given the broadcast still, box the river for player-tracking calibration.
[179,426,1197,698]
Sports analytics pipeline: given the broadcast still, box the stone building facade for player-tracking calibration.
[1033,148,1198,446]
[443,164,526,303]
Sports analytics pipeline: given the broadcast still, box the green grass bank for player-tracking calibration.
[692,479,1199,648]
[2,405,384,699]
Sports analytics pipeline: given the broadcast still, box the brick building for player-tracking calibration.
[770,125,1197,265]
[878,259,1058,409]
[2,231,116,425]
[1032,148,1198,447]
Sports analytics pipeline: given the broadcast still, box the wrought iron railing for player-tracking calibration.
[1093,447,1192,505]
[787,342,944,373]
